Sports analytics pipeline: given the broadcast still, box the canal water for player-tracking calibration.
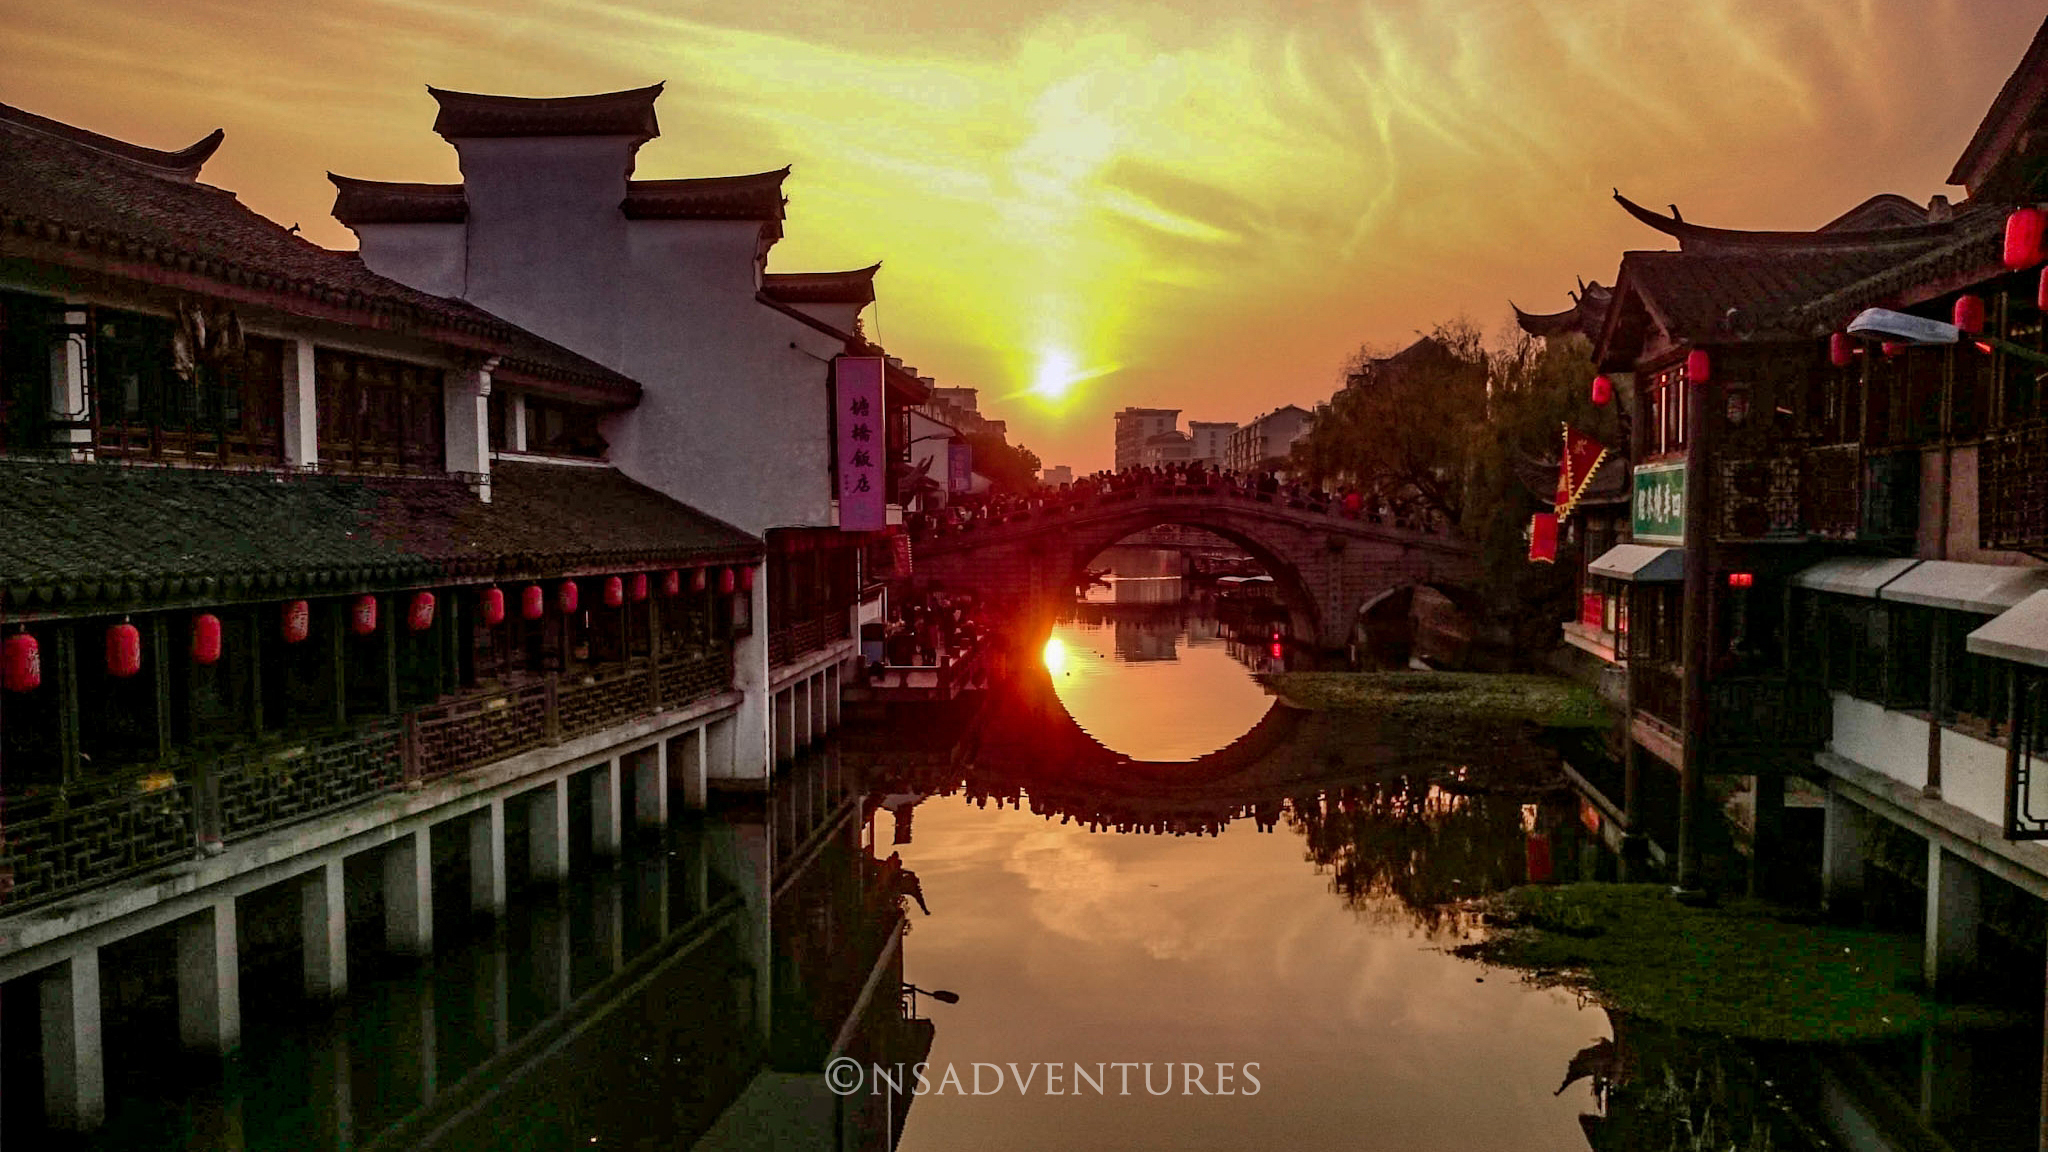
[26,581,2047,1150]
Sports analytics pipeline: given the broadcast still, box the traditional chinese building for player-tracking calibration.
[328,83,947,770]
[1533,27,2048,1120]
[0,98,812,1130]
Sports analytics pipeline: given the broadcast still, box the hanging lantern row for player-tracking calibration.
[1589,374,1613,406]
[4,563,760,691]
[1685,348,1710,384]
[1953,294,1986,335]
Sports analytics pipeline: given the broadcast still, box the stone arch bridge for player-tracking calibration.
[912,484,1481,650]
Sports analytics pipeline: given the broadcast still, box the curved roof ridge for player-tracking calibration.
[1613,189,1961,251]
[428,83,663,142]
[327,172,468,225]
[0,101,222,180]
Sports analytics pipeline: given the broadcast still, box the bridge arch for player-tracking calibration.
[913,487,1481,650]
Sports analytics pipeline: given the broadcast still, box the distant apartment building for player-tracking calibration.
[1114,407,1180,470]
[1187,421,1236,467]
[1041,464,1074,487]
[1226,406,1313,473]
[1140,430,1195,468]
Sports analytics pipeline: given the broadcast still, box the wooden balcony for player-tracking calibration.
[1628,667,1830,772]
[769,612,851,668]
[1981,418,2048,554]
[1712,445,1917,544]
[0,645,735,913]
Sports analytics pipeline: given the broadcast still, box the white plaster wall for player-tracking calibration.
[1940,727,2009,828]
[601,219,837,535]
[783,300,864,333]
[1831,693,1929,790]
[453,136,636,370]
[353,222,467,299]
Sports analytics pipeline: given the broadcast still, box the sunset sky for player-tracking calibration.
[4,0,2041,471]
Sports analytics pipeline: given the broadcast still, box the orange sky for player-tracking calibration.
[3,0,2040,472]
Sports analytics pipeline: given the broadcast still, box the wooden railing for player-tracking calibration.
[1709,675,1831,751]
[769,613,850,668]
[0,645,735,913]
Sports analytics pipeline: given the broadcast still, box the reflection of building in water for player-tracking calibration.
[1115,614,1181,662]
[1109,576,1183,605]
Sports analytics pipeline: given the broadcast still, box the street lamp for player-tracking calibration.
[1848,307,2048,367]
[901,982,960,1018]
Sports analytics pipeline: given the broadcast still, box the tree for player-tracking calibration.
[1293,319,1490,524]
[964,432,1041,495]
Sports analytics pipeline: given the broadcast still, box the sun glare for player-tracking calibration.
[1042,636,1068,676]
[1032,350,1079,400]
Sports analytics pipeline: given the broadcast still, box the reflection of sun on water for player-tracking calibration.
[1045,617,1275,762]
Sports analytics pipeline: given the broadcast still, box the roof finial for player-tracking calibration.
[1669,204,1683,223]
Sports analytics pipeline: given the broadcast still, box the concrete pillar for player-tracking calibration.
[678,726,709,811]
[591,757,623,858]
[1925,845,1982,992]
[1747,774,1785,900]
[530,778,570,883]
[478,939,510,1054]
[41,951,105,1130]
[469,798,507,916]
[1822,787,1870,917]
[281,337,318,468]
[508,392,528,453]
[383,827,433,957]
[706,716,736,783]
[775,689,794,763]
[176,899,241,1052]
[301,859,347,998]
[443,362,492,500]
[810,671,828,739]
[825,663,842,729]
[634,744,669,829]
[731,575,774,783]
[795,678,813,749]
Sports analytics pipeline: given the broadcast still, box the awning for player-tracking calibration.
[1968,590,2048,669]
[1880,561,2048,615]
[1789,557,1919,599]
[1587,544,1683,583]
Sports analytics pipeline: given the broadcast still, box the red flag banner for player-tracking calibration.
[1555,424,1609,520]
[1528,512,1558,563]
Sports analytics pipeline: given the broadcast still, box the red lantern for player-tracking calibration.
[662,569,681,597]
[2038,266,2048,312]
[557,580,579,615]
[691,568,708,594]
[1829,332,1854,368]
[1685,347,1710,384]
[1525,832,1554,883]
[718,568,736,595]
[282,600,310,645]
[351,595,378,636]
[2005,206,2046,270]
[631,573,649,602]
[603,576,624,608]
[3,632,41,692]
[107,621,142,678]
[481,587,506,627]
[739,566,755,593]
[1882,340,1906,358]
[522,584,545,621]
[1590,375,1613,406]
[408,591,436,632]
[191,613,222,666]
[1727,571,1755,588]
[1953,295,1986,334]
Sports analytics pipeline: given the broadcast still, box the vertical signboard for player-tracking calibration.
[947,440,973,495]
[835,356,886,531]
[1632,462,1686,544]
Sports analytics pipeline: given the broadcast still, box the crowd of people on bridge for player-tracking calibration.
[906,461,1446,542]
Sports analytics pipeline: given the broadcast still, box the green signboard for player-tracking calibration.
[1632,463,1686,544]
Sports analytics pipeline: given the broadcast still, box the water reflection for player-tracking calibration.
[1044,603,1284,762]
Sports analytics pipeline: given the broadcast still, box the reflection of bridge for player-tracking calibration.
[914,484,1480,649]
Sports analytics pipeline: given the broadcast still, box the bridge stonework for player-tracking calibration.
[911,488,1481,650]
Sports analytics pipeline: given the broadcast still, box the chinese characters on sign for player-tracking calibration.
[836,356,886,531]
[947,440,973,495]
[1632,462,1686,544]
